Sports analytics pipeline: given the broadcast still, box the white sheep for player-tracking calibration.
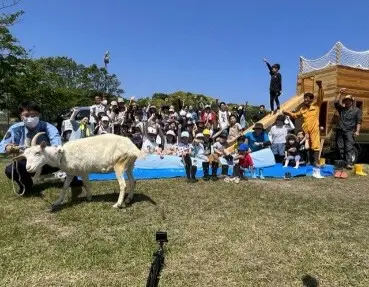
[15,132,144,209]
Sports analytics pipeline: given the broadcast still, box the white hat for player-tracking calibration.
[205,105,211,109]
[166,130,176,136]
[169,108,175,112]
[238,106,243,110]
[150,105,157,109]
[101,116,110,122]
[111,101,118,106]
[181,131,190,138]
[179,110,186,116]
[147,127,157,134]
[186,113,193,119]
[117,98,124,103]
[195,133,204,138]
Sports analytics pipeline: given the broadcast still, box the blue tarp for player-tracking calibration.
[87,154,334,181]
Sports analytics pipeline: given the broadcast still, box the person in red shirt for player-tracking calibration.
[225,143,253,183]
[200,105,216,127]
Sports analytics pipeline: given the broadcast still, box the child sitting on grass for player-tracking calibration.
[284,134,301,169]
[225,143,253,183]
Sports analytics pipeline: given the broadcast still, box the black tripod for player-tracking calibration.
[146,231,168,287]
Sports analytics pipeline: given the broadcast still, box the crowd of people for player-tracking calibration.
[0,58,363,194]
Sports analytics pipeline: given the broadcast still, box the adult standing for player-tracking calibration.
[334,88,362,169]
[89,95,106,128]
[283,81,324,178]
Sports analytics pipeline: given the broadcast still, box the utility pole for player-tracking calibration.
[103,51,110,95]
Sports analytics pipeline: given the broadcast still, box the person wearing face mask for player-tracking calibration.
[0,101,81,195]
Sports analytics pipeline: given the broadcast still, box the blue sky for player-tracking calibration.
[8,0,369,106]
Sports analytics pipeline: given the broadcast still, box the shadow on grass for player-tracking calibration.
[302,275,319,287]
[50,192,157,213]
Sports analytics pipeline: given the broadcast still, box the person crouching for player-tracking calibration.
[225,143,253,183]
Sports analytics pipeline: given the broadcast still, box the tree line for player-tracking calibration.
[1,10,260,124]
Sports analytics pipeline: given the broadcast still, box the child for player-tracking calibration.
[164,130,178,155]
[263,58,282,113]
[210,131,230,178]
[225,143,253,183]
[284,134,301,168]
[296,130,309,164]
[94,116,114,135]
[178,131,197,183]
[269,114,295,163]
[202,129,215,181]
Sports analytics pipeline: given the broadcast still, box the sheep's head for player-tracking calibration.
[14,132,60,173]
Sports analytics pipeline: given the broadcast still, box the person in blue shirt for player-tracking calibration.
[0,101,81,195]
[245,123,271,152]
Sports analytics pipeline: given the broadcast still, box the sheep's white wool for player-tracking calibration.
[23,133,144,208]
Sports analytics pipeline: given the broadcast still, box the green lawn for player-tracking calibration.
[0,159,369,286]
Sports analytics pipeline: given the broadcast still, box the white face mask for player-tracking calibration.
[24,116,40,129]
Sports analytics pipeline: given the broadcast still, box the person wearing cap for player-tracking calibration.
[201,129,214,180]
[177,131,198,182]
[169,105,179,120]
[94,115,114,135]
[283,134,301,169]
[263,58,282,113]
[334,88,362,169]
[142,122,165,154]
[245,123,271,152]
[218,102,230,130]
[225,143,253,183]
[283,81,324,170]
[269,114,295,163]
[163,129,178,155]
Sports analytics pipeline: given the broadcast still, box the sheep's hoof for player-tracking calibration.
[113,203,122,209]
[49,204,61,212]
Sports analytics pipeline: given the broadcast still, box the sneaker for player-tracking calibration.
[346,164,353,170]
[234,177,240,184]
[211,176,219,181]
[203,176,210,181]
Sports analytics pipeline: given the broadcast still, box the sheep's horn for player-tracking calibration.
[31,132,46,146]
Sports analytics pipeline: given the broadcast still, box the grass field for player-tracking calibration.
[1,159,369,287]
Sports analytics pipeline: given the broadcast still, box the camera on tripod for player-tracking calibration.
[146,231,168,287]
[155,231,168,244]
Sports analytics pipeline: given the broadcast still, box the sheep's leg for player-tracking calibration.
[124,162,135,204]
[53,175,74,207]
[81,174,92,201]
[113,162,126,208]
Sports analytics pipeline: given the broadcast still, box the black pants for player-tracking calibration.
[270,90,281,111]
[5,159,81,193]
[336,129,355,164]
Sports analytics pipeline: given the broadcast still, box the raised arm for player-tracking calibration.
[263,58,273,74]
[316,80,324,107]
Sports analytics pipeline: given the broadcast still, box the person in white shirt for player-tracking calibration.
[269,114,295,162]
[163,130,178,155]
[94,116,114,135]
[90,95,106,128]
[218,102,229,130]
